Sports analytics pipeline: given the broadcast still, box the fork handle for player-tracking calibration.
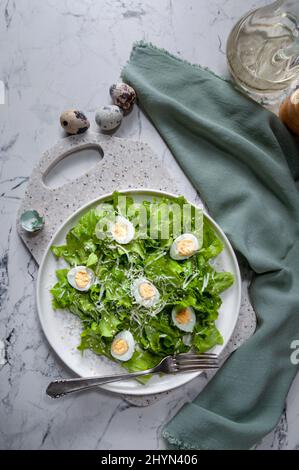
[46,368,155,398]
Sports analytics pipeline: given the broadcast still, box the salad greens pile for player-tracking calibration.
[51,193,234,381]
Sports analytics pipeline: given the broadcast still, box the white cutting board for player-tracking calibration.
[17,132,179,264]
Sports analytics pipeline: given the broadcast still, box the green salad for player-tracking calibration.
[51,193,234,382]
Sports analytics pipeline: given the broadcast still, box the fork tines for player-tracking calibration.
[173,353,219,372]
[176,353,218,359]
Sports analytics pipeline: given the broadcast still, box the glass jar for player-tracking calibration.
[226,1,299,103]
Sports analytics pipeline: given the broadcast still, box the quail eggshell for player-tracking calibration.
[95,105,123,131]
[20,210,44,232]
[109,82,136,111]
[60,110,90,135]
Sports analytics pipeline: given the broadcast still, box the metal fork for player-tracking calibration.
[46,353,219,398]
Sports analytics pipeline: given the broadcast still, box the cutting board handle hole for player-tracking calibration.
[43,144,104,189]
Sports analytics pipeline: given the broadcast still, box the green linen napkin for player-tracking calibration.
[122,42,299,450]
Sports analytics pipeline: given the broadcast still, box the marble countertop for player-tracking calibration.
[1,0,299,450]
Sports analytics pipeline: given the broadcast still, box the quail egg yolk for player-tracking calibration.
[177,239,195,257]
[139,282,156,300]
[112,222,128,239]
[75,270,90,289]
[175,308,191,325]
[112,338,129,356]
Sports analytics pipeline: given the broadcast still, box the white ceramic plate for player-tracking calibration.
[37,189,241,396]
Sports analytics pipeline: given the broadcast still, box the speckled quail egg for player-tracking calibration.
[109,216,135,244]
[111,330,135,362]
[172,306,196,332]
[67,266,95,291]
[132,278,160,308]
[60,110,90,135]
[95,105,123,131]
[170,233,199,260]
[109,82,136,111]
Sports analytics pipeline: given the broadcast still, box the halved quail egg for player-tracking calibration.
[171,306,196,332]
[111,330,135,362]
[110,216,135,244]
[170,233,199,260]
[67,266,95,291]
[132,278,160,308]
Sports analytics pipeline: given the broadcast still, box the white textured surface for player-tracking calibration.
[0,0,297,451]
